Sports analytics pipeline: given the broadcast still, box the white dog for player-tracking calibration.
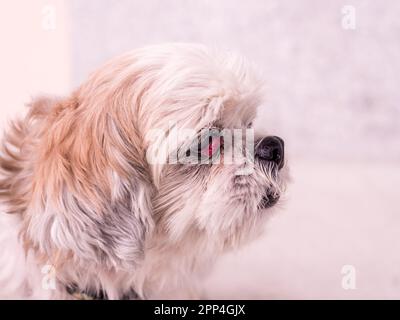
[0,43,287,299]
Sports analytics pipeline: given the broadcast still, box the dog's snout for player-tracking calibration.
[255,136,284,169]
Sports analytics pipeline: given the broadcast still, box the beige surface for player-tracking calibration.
[205,161,400,299]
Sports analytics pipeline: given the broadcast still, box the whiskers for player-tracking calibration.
[257,161,285,197]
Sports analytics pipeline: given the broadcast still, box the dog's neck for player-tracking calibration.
[65,283,139,300]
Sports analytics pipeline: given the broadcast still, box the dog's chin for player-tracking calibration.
[259,192,280,209]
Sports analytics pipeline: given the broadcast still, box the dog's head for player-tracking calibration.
[139,45,288,249]
[1,44,287,276]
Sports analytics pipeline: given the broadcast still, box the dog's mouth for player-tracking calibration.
[259,192,280,209]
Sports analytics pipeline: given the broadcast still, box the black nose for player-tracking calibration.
[255,136,284,169]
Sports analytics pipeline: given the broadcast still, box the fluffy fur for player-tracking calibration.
[0,43,287,299]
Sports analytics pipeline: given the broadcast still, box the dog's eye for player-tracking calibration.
[200,134,223,158]
[182,130,223,164]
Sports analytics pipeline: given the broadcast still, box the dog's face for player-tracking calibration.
[150,124,286,249]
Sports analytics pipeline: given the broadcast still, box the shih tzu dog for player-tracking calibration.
[0,43,287,299]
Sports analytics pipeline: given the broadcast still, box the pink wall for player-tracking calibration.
[0,0,71,130]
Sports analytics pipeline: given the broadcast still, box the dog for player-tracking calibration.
[0,43,287,299]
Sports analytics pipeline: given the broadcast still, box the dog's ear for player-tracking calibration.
[21,95,154,270]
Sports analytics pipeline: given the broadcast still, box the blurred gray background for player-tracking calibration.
[70,0,400,162]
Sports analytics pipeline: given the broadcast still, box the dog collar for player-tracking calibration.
[66,284,140,300]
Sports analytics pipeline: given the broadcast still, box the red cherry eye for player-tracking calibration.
[208,141,214,156]
[202,135,223,157]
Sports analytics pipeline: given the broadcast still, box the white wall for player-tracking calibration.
[70,0,400,162]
